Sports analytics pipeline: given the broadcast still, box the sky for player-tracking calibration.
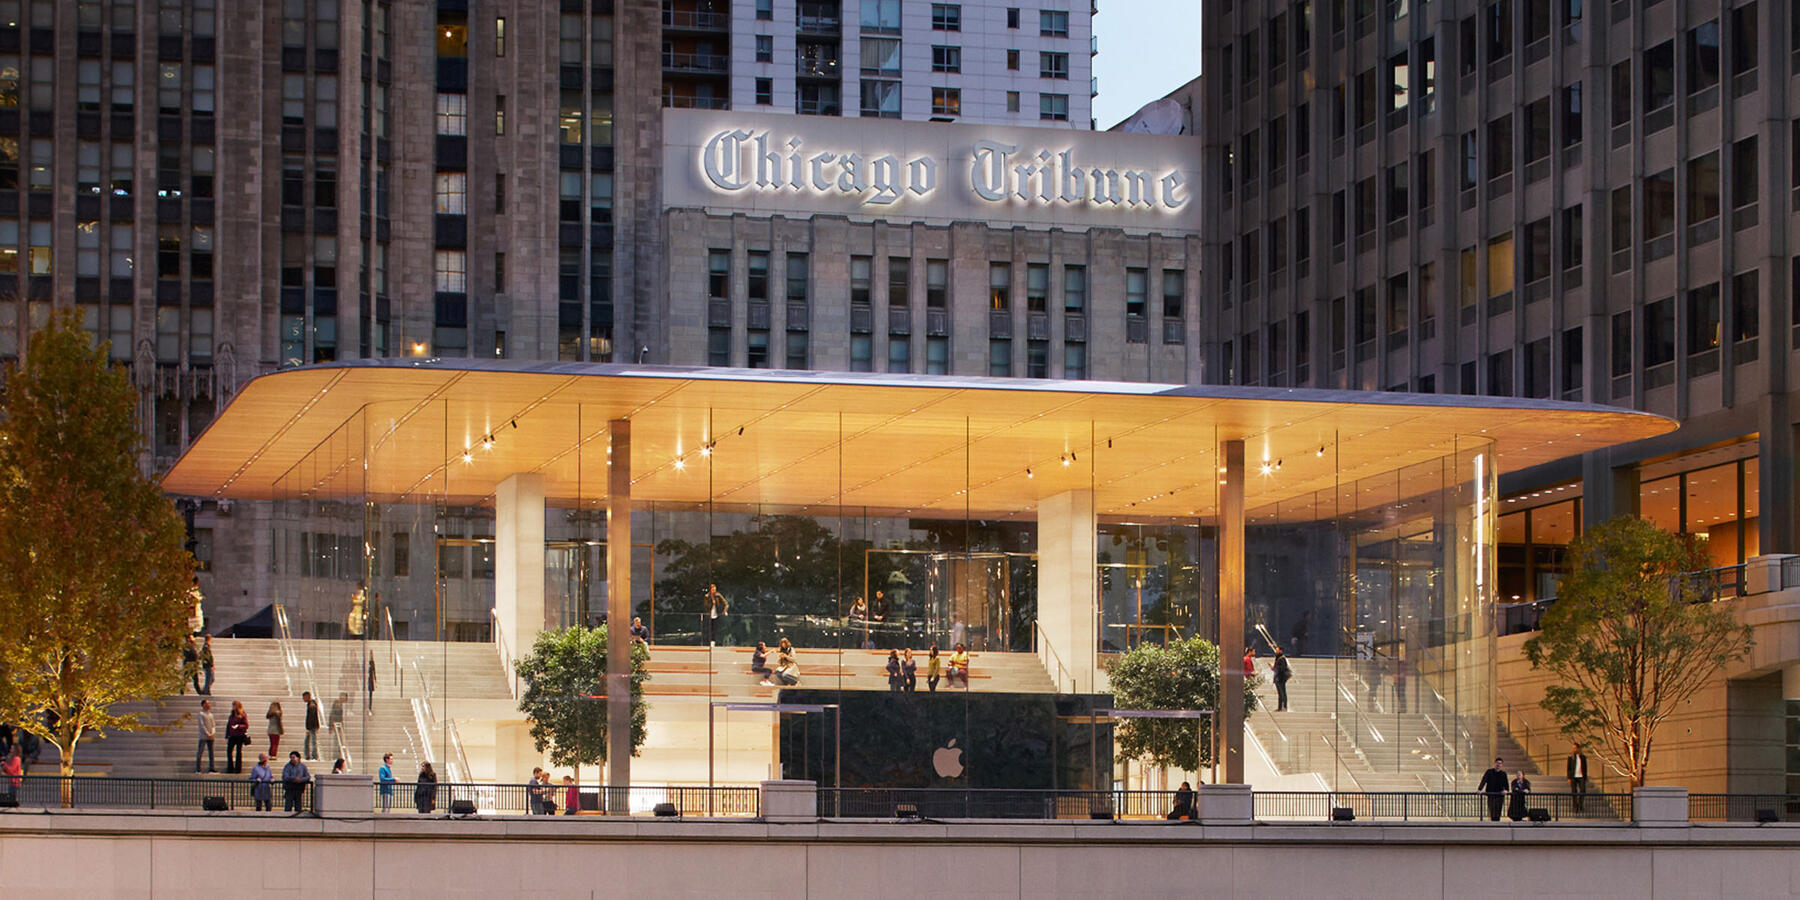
[1091,0,1204,130]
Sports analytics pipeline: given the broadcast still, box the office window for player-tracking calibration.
[1007,7,1020,28]
[889,257,907,306]
[1687,283,1721,361]
[861,81,899,117]
[1560,203,1583,271]
[746,331,769,368]
[1688,151,1720,227]
[850,334,872,371]
[1644,40,1674,113]
[1007,49,1020,70]
[1460,130,1478,190]
[748,251,769,301]
[1523,217,1551,286]
[1560,82,1582,147]
[1026,264,1048,311]
[756,35,773,63]
[989,263,1011,310]
[1386,274,1409,337]
[851,256,872,306]
[787,332,809,370]
[1644,298,1675,368]
[1644,168,1675,244]
[1026,340,1048,378]
[1488,114,1513,178]
[932,87,961,116]
[1731,3,1758,80]
[1610,310,1632,378]
[1488,350,1514,397]
[1611,185,1632,254]
[1688,20,1720,95]
[1386,162,1408,221]
[1040,51,1069,79]
[888,336,910,373]
[1488,233,1515,299]
[1387,50,1409,117]
[1063,266,1086,311]
[494,16,505,56]
[785,253,809,302]
[1162,270,1184,319]
[436,93,467,135]
[434,250,466,293]
[1733,136,1758,210]
[932,45,962,73]
[1267,216,1288,272]
[989,339,1011,376]
[1125,268,1147,319]
[1006,91,1020,112]
[1561,326,1584,398]
[1040,9,1069,36]
[928,336,957,374]
[927,260,948,307]
[1611,60,1631,127]
[931,3,960,30]
[1524,98,1549,165]
[707,251,729,300]
[1354,177,1376,235]
[1486,0,1512,61]
[1063,343,1086,379]
[1040,93,1069,121]
[1733,270,1759,344]
[434,172,466,215]
[756,0,773,20]
[755,78,773,105]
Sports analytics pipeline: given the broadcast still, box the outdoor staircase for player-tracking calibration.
[1246,656,1566,793]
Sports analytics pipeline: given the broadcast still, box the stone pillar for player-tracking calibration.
[311,773,374,816]
[606,420,633,810]
[494,473,546,667]
[1037,489,1097,693]
[1632,786,1690,825]
[760,780,818,823]
[1197,782,1253,824]
[1218,440,1246,785]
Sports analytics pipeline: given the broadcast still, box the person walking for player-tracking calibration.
[1566,742,1589,813]
[224,700,249,773]
[926,646,941,692]
[414,761,438,813]
[1393,654,1409,713]
[265,701,284,757]
[901,648,918,692]
[377,753,396,812]
[302,692,321,760]
[885,650,903,692]
[280,751,310,813]
[1478,757,1510,822]
[705,583,730,646]
[249,753,273,811]
[198,635,216,696]
[193,699,217,773]
[1507,771,1533,822]
[1272,648,1292,712]
[366,655,377,711]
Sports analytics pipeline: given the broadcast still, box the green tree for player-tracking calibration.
[514,625,650,781]
[0,312,194,806]
[1104,636,1258,773]
[1523,515,1753,788]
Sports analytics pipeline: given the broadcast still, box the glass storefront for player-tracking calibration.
[234,394,1499,792]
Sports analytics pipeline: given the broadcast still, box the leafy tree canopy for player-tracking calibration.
[1105,636,1257,773]
[0,311,194,798]
[514,625,650,775]
[1523,515,1752,787]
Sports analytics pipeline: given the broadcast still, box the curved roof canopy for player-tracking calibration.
[161,360,1675,519]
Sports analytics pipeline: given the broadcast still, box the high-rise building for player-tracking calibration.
[665,0,1095,126]
[1192,0,1791,596]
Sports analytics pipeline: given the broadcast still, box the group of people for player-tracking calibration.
[180,635,216,696]
[194,691,352,774]
[527,767,581,815]
[0,720,42,791]
[750,638,802,686]
[244,750,316,812]
[884,645,971,692]
[1244,646,1295,712]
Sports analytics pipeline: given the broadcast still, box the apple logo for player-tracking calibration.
[932,738,965,779]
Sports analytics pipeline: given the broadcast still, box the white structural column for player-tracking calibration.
[1037,489,1098,693]
[1218,440,1246,784]
[606,419,633,808]
[495,472,546,668]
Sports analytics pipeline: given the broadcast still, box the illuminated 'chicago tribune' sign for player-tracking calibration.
[665,108,1203,232]
[700,130,1189,212]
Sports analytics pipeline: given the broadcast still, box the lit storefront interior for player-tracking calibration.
[163,360,1671,791]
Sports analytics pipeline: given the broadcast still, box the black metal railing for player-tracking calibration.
[1,776,312,812]
[1689,793,1800,822]
[818,788,1187,820]
[1251,791,1632,822]
[374,782,759,817]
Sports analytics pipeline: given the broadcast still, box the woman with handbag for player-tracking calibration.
[225,701,250,773]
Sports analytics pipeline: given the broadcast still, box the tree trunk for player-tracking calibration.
[59,754,74,808]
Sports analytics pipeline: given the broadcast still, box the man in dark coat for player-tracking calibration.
[1566,743,1589,812]
[1477,757,1510,821]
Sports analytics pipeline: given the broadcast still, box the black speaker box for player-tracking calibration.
[449,799,477,816]
[201,796,228,811]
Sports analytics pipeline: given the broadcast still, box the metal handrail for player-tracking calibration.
[272,604,297,695]
[1031,621,1074,694]
[384,607,403,697]
[490,608,518,699]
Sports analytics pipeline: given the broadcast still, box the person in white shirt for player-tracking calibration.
[193,699,216,773]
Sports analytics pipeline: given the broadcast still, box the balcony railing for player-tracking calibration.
[797,14,842,33]
[662,7,730,30]
[662,51,729,73]
[664,94,731,109]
